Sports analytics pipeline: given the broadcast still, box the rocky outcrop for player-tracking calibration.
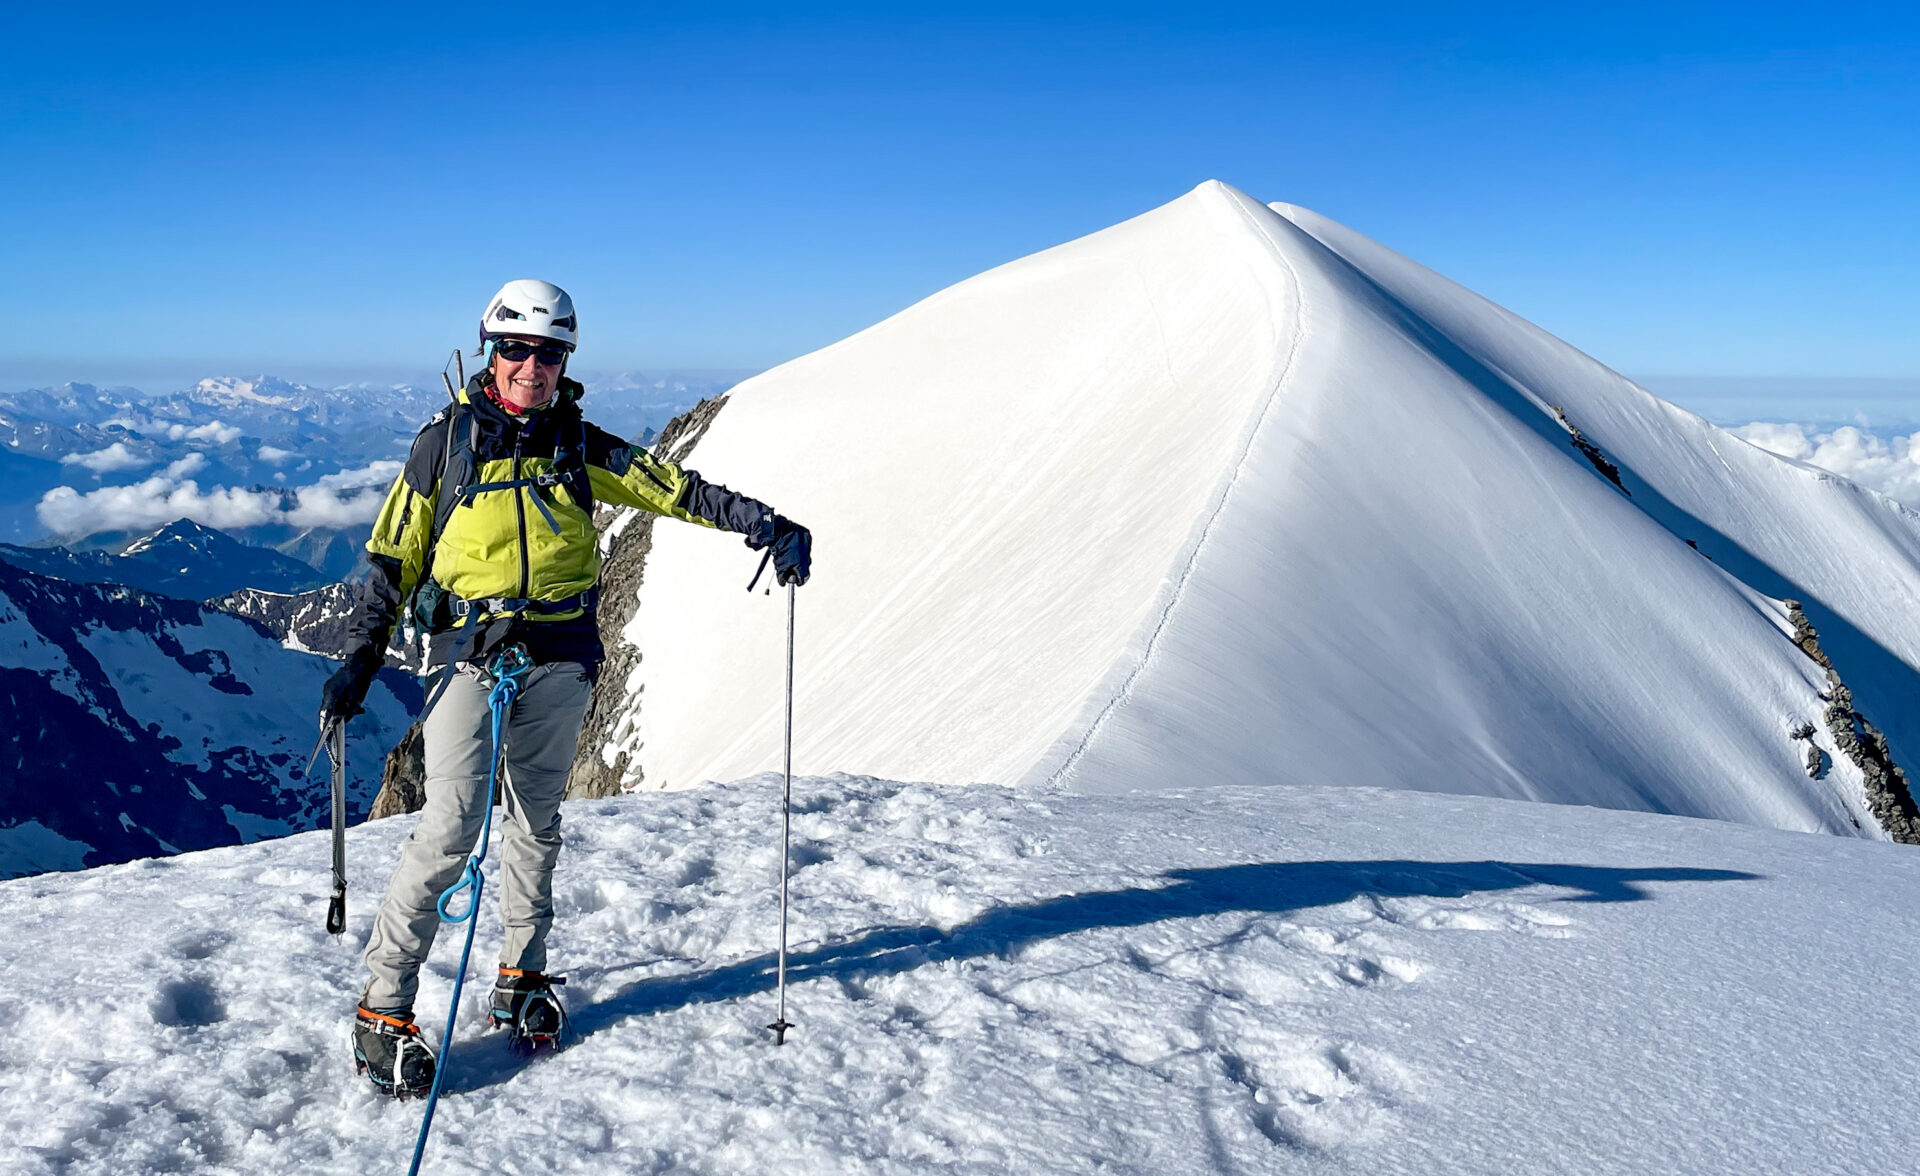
[1785,600,1920,843]
[369,720,426,819]
[1549,405,1628,495]
[363,394,733,817]
[1787,721,1829,780]
[208,582,426,672]
[568,395,731,798]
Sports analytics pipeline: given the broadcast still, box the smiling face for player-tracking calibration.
[489,335,565,410]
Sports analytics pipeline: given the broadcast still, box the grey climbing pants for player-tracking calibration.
[360,659,593,1013]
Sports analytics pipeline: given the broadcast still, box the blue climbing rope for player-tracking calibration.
[407,643,534,1176]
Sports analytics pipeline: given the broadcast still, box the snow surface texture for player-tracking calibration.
[4,775,1917,1175]
[608,181,1919,838]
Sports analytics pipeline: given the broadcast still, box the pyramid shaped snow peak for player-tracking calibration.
[601,181,1920,839]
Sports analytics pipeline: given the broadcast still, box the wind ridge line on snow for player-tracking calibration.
[1043,189,1307,790]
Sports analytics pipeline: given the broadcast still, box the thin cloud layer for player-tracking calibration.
[36,460,401,537]
[1733,423,1920,509]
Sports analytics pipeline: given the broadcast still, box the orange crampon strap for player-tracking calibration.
[357,1007,421,1034]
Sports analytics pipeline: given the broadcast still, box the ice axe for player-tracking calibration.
[298,718,350,935]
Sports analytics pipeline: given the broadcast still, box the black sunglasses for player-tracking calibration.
[492,338,570,365]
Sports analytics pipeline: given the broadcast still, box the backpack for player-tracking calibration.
[407,398,594,631]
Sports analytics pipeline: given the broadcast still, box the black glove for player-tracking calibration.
[747,513,812,587]
[319,644,383,722]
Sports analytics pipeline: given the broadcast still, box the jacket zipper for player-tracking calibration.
[513,423,530,599]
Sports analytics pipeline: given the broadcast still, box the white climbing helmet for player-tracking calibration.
[479,279,578,350]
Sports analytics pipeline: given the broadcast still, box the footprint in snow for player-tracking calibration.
[1380,897,1577,938]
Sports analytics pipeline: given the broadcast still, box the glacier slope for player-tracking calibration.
[1272,201,1920,785]
[607,181,1908,836]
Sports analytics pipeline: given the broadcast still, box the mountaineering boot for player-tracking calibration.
[352,1007,437,1098]
[490,967,568,1053]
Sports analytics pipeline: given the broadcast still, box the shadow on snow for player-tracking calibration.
[445,857,1757,1093]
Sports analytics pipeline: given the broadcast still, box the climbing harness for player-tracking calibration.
[407,641,536,1176]
[416,585,596,716]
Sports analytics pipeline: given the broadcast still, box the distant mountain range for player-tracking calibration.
[0,371,752,546]
[0,519,328,600]
[0,559,418,878]
[0,369,752,879]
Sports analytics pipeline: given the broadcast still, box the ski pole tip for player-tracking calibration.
[768,1019,794,1046]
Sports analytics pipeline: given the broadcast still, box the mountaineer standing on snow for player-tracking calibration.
[318,279,811,1097]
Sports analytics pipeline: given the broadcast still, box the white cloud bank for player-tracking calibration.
[59,443,152,473]
[36,460,401,537]
[165,421,243,445]
[1733,423,1920,509]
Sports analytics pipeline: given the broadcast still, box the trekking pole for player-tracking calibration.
[769,583,797,1045]
[326,720,348,935]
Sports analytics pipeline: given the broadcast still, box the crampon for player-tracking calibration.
[489,968,569,1054]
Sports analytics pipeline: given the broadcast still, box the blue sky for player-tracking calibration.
[4,2,1916,395]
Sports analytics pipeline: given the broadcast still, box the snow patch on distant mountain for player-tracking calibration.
[191,376,303,406]
[0,820,90,874]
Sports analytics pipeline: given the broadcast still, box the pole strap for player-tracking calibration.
[746,548,774,594]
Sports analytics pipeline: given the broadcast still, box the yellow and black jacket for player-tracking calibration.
[343,375,769,671]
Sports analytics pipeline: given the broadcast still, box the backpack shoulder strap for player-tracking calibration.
[560,414,594,517]
[429,402,480,552]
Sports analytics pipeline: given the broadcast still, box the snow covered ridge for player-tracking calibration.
[602,180,1920,840]
[0,561,417,879]
[5,775,1919,1174]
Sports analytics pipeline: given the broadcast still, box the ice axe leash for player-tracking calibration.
[297,718,350,935]
[408,643,534,1176]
